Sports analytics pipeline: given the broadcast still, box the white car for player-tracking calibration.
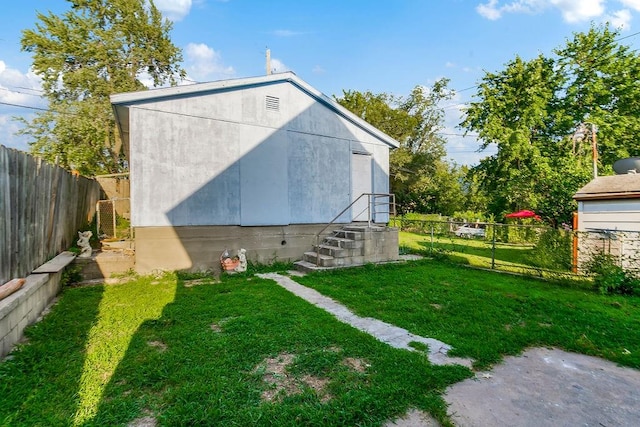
[455,224,486,238]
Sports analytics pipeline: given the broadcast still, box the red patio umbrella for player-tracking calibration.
[505,210,541,220]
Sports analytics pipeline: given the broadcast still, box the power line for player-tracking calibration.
[0,100,49,112]
[0,87,44,97]
[438,132,479,137]
[448,28,640,95]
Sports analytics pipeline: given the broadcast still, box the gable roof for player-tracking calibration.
[111,72,399,158]
[573,174,640,201]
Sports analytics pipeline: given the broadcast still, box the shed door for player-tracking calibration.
[351,153,372,222]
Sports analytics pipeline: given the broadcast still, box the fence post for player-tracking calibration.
[430,223,434,251]
[491,223,496,269]
[112,201,117,239]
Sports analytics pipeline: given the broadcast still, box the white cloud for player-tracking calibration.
[0,61,44,106]
[550,0,605,23]
[477,0,503,20]
[184,43,235,82]
[476,0,606,23]
[0,114,32,152]
[605,9,632,29]
[0,61,45,151]
[620,0,640,11]
[270,58,290,73]
[154,0,193,21]
[312,65,325,74]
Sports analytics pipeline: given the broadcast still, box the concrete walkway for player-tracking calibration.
[257,273,473,368]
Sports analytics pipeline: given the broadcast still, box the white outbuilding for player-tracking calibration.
[111,72,399,273]
[573,172,640,273]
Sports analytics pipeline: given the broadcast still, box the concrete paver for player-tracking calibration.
[257,272,473,368]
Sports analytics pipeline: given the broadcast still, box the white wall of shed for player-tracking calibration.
[128,81,391,227]
[577,199,640,232]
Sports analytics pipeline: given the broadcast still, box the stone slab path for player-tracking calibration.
[257,273,473,368]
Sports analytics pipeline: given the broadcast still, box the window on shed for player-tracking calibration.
[265,95,280,111]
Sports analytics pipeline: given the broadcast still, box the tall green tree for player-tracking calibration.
[336,79,460,214]
[21,0,185,175]
[462,24,640,225]
[555,25,640,167]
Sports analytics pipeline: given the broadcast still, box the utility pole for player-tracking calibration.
[590,123,598,179]
[572,122,598,179]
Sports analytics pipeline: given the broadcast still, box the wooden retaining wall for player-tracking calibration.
[0,145,101,285]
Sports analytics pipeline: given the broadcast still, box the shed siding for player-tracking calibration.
[128,80,391,228]
[578,199,640,232]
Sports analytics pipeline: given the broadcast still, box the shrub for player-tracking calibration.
[528,228,573,271]
[586,252,640,296]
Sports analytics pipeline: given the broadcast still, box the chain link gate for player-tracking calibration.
[96,198,131,240]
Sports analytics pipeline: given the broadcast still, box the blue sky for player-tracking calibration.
[1,0,640,165]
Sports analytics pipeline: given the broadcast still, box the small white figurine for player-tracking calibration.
[234,248,247,273]
[77,231,93,258]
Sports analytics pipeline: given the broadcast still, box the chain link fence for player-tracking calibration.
[96,198,131,240]
[396,217,640,279]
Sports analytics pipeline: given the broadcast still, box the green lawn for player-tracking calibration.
[0,270,470,427]
[296,260,640,370]
[1,261,638,426]
[400,231,544,272]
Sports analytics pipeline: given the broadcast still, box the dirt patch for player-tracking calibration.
[183,278,218,287]
[384,409,439,427]
[254,352,331,403]
[147,341,167,352]
[210,316,237,333]
[127,416,156,427]
[342,357,370,373]
[302,375,331,402]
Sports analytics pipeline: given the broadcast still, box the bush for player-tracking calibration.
[586,252,640,296]
[528,228,572,271]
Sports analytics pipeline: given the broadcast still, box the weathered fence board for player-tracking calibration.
[0,145,101,284]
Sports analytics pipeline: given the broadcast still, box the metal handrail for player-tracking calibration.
[314,193,396,265]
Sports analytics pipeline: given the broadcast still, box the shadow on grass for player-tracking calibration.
[0,285,104,425]
[90,272,471,426]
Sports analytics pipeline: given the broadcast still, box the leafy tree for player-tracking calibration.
[554,25,640,167]
[20,0,185,175]
[336,79,461,214]
[462,24,640,225]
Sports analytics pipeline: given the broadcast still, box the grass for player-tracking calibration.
[399,231,582,280]
[296,260,640,370]
[1,260,638,426]
[0,270,470,426]
[400,231,555,275]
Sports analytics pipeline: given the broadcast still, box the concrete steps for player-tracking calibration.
[295,224,399,271]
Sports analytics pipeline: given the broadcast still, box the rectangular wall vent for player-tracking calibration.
[265,95,280,111]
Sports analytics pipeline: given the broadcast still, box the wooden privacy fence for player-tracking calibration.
[0,145,101,285]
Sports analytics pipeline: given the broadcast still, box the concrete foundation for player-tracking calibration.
[134,224,336,274]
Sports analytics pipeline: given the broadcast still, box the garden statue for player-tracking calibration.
[235,248,247,273]
[220,248,247,273]
[77,231,93,258]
